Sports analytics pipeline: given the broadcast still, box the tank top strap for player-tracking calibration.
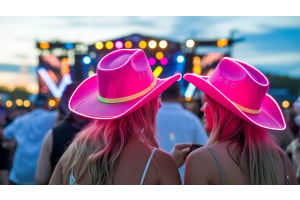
[140,147,157,185]
[69,168,78,185]
[207,147,226,185]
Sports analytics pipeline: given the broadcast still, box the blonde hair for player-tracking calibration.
[205,94,285,184]
[62,97,160,184]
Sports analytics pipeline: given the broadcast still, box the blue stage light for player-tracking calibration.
[65,43,74,49]
[176,55,185,63]
[82,56,91,65]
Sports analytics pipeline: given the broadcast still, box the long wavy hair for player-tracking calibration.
[62,97,160,184]
[204,94,285,184]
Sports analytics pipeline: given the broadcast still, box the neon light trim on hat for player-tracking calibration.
[98,79,157,103]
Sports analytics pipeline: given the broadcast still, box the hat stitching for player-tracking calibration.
[208,78,261,114]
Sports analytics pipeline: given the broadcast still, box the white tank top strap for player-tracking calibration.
[140,147,157,185]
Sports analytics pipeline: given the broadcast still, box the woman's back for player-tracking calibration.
[185,141,297,185]
[50,136,181,185]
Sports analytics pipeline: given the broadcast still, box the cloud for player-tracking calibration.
[0,71,37,86]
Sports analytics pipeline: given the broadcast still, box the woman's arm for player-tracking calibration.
[48,157,64,185]
[35,129,53,184]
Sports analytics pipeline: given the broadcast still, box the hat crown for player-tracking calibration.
[97,49,154,101]
[209,57,269,112]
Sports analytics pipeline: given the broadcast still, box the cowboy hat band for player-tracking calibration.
[97,79,157,103]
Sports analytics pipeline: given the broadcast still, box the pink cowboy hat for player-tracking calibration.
[184,57,286,131]
[69,49,181,120]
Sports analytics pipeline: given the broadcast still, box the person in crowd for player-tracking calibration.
[3,94,57,184]
[285,97,300,183]
[0,105,10,184]
[183,57,298,184]
[49,49,181,185]
[156,81,208,182]
[35,82,91,184]
[286,136,300,183]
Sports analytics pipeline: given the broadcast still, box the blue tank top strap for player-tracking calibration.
[69,168,78,185]
[207,147,226,185]
[140,148,157,185]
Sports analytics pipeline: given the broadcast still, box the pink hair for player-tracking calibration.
[63,97,160,184]
[205,94,285,184]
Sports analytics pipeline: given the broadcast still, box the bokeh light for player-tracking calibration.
[95,41,104,50]
[124,41,133,49]
[186,39,195,48]
[217,38,228,48]
[148,40,157,49]
[15,99,23,107]
[48,99,56,107]
[105,41,114,49]
[148,57,156,66]
[160,57,168,65]
[282,100,290,109]
[115,41,124,49]
[39,42,50,49]
[82,56,91,65]
[138,40,147,49]
[23,100,31,108]
[153,66,163,77]
[159,40,168,49]
[155,51,164,60]
[5,100,13,108]
[176,55,185,63]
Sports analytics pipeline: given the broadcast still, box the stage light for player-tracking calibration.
[61,58,70,75]
[39,42,50,49]
[48,99,56,107]
[138,40,147,49]
[124,41,133,49]
[5,100,13,108]
[38,68,72,98]
[282,100,290,109]
[153,66,163,78]
[186,39,195,48]
[176,55,185,63]
[217,38,228,48]
[193,65,201,75]
[65,43,74,49]
[23,100,30,108]
[115,41,124,49]
[193,56,201,65]
[88,70,95,77]
[155,51,164,60]
[105,41,114,50]
[95,41,104,50]
[160,57,168,65]
[148,40,157,49]
[148,57,156,66]
[89,51,97,59]
[82,56,91,65]
[15,99,23,107]
[159,40,168,49]
[184,83,196,99]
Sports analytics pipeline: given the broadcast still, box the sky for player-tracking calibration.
[0,2,300,93]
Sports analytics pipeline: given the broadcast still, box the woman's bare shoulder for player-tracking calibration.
[152,148,181,184]
[153,148,178,166]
